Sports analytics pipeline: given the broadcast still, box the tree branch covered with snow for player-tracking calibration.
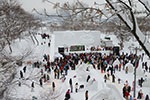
[0,0,41,53]
[40,0,150,58]
[105,0,150,58]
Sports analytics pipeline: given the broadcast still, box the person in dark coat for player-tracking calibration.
[48,42,50,47]
[18,81,21,86]
[31,81,34,92]
[54,68,57,79]
[140,77,144,87]
[145,94,149,100]
[69,78,73,93]
[123,85,126,98]
[118,78,121,84]
[137,89,143,99]
[86,75,91,82]
[23,66,27,73]
[110,66,113,75]
[57,69,60,79]
[52,82,55,92]
[127,85,131,93]
[20,70,23,78]
[85,90,88,100]
[47,74,50,81]
[104,74,107,83]
[39,78,43,87]
[112,74,115,83]
[65,89,70,100]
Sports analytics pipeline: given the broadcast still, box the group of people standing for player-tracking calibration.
[17,48,150,100]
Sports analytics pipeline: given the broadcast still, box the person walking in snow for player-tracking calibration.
[118,78,121,84]
[54,67,58,79]
[85,90,88,100]
[69,78,73,93]
[65,89,70,100]
[137,89,143,99]
[43,74,46,82]
[23,66,27,73]
[123,84,126,98]
[20,70,24,78]
[104,74,107,83]
[75,83,78,93]
[125,66,128,74]
[39,78,43,87]
[145,64,148,72]
[18,81,21,86]
[141,53,144,62]
[48,42,50,47]
[112,74,115,83]
[86,75,91,82]
[47,74,50,81]
[52,82,55,92]
[31,81,34,92]
[145,94,149,100]
[57,69,60,79]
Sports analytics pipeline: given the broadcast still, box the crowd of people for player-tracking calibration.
[17,34,150,100]
[52,51,149,100]
[17,50,150,100]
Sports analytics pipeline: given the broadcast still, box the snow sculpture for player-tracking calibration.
[86,79,98,91]
[76,63,95,82]
[125,62,134,73]
[142,77,150,87]
[90,88,116,100]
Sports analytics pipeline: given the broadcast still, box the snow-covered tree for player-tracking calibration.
[0,0,42,99]
[0,0,41,53]
[105,0,150,58]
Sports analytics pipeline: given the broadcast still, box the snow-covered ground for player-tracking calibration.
[3,30,150,100]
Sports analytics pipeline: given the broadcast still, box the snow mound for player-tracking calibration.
[76,63,92,82]
[143,78,150,87]
[86,79,98,91]
[136,66,144,76]
[90,87,115,100]
[90,83,124,100]
[125,62,134,73]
